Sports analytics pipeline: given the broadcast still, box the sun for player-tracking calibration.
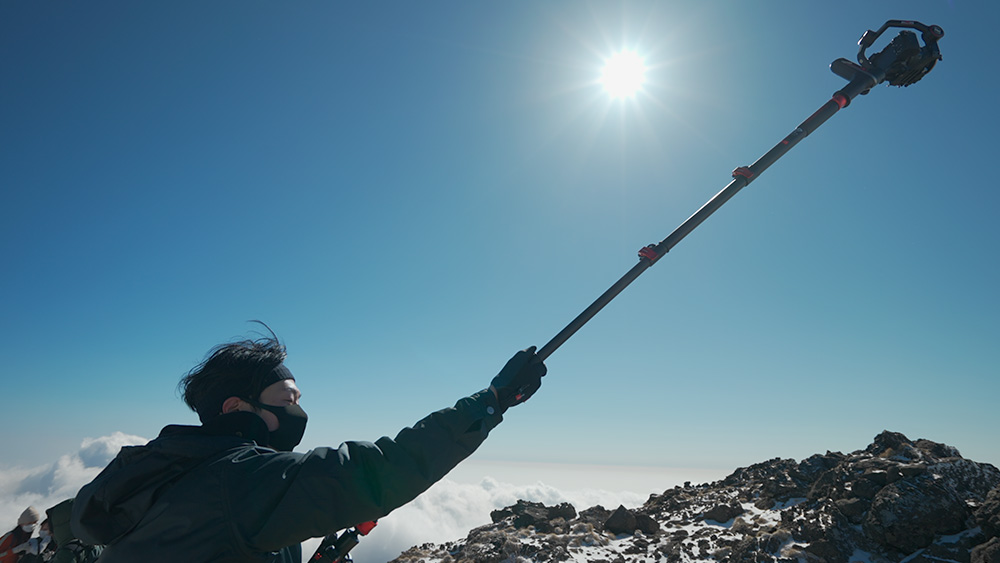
[601,51,646,98]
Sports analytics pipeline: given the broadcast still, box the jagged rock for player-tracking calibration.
[867,430,923,461]
[490,500,576,533]
[576,505,611,528]
[644,488,693,516]
[635,513,660,535]
[862,468,890,486]
[932,458,1000,500]
[758,528,792,553]
[973,537,1000,563]
[851,475,883,500]
[906,529,984,563]
[548,503,577,520]
[804,538,847,561]
[977,485,1000,538]
[604,505,637,535]
[863,477,969,552]
[703,502,744,523]
[915,438,962,459]
[835,497,868,524]
[793,452,846,484]
[388,432,1000,563]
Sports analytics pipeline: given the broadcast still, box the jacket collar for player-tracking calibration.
[160,411,270,447]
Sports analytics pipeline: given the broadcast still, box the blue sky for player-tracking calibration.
[2,0,998,497]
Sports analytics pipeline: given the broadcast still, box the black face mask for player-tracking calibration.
[248,400,308,452]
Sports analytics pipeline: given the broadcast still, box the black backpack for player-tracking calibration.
[55,538,103,563]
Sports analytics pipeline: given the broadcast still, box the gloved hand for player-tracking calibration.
[490,346,547,412]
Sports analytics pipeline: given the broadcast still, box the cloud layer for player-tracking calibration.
[0,432,149,529]
[338,476,652,562]
[2,434,677,563]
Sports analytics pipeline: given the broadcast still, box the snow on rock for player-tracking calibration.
[390,431,1000,563]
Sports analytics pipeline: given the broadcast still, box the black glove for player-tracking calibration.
[490,346,547,412]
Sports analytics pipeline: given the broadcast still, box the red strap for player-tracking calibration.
[638,246,659,261]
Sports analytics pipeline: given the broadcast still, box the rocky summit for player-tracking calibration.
[390,432,1000,563]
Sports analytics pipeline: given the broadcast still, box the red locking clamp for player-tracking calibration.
[638,245,660,261]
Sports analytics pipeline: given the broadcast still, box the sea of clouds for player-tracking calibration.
[0,432,147,530]
[1,434,675,563]
[342,474,653,562]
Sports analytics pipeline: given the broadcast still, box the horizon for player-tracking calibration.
[2,2,998,560]
[2,429,985,561]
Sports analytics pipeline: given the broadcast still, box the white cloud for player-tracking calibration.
[340,476,651,563]
[0,432,148,529]
[2,434,703,563]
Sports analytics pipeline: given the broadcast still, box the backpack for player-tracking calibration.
[0,529,29,563]
[14,535,56,563]
[54,539,102,563]
[45,499,103,563]
[0,532,13,563]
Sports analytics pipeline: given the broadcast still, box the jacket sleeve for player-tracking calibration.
[243,388,504,551]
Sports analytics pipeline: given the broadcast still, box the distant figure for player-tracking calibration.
[71,331,546,562]
[0,506,39,563]
[17,519,55,563]
[46,500,101,563]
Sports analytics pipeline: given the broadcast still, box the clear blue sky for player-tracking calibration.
[2,1,997,482]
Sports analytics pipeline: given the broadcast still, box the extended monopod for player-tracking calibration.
[312,19,944,563]
[535,20,944,363]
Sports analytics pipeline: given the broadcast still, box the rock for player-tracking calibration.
[703,502,744,523]
[973,537,1000,563]
[978,486,1000,539]
[861,469,889,487]
[604,505,637,535]
[907,531,984,563]
[491,500,577,533]
[804,538,847,561]
[389,432,1000,563]
[835,498,868,524]
[793,452,845,484]
[863,478,968,552]
[549,503,577,520]
[577,505,612,528]
[866,430,920,460]
[809,466,850,501]
[635,513,660,535]
[914,438,962,459]
[932,459,1000,501]
[759,528,792,553]
[850,476,883,500]
[899,464,927,478]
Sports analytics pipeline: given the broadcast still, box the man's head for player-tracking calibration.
[179,334,307,450]
[19,505,39,532]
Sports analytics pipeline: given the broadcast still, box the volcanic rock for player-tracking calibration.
[390,431,1000,563]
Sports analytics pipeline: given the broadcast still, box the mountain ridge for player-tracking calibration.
[390,431,1000,563]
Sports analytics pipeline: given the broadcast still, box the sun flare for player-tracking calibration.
[601,51,646,98]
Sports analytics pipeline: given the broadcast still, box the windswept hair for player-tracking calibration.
[179,326,287,423]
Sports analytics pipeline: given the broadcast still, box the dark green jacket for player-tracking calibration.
[71,389,503,562]
[46,499,101,563]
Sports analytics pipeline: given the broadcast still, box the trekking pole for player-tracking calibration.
[311,521,377,563]
[535,20,944,363]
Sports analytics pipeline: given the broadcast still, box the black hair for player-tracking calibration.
[178,325,287,423]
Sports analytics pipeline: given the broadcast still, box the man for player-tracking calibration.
[71,334,546,562]
[47,499,101,563]
[15,518,56,563]
[0,506,39,563]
